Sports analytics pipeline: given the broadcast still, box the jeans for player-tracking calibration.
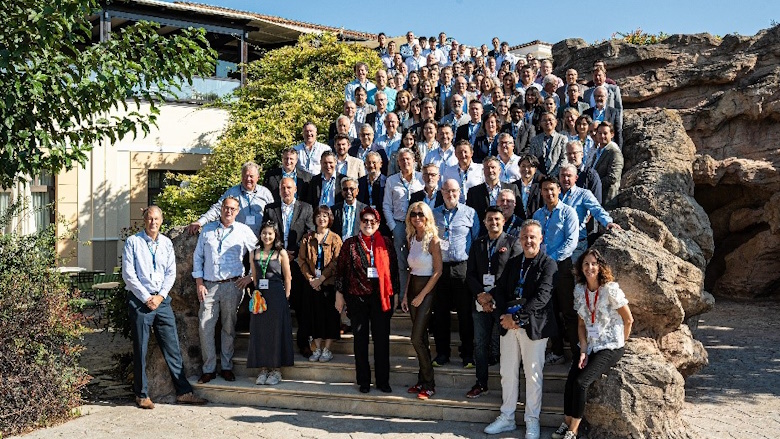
[198,280,243,373]
[409,275,435,389]
[128,293,192,398]
[472,309,497,388]
[551,257,578,356]
[563,347,624,418]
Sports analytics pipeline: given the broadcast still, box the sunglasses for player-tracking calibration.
[409,211,425,218]
[361,219,378,225]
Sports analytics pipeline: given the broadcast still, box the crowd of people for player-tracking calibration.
[121,31,635,439]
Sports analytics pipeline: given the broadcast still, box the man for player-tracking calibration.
[497,189,524,237]
[585,60,618,87]
[373,113,402,172]
[331,177,367,240]
[331,134,366,180]
[382,148,424,306]
[374,32,387,56]
[555,69,587,105]
[262,148,313,204]
[556,82,590,119]
[399,31,417,60]
[513,155,543,221]
[357,151,391,236]
[187,161,273,236]
[528,112,568,178]
[368,70,397,112]
[423,124,458,173]
[559,164,621,261]
[455,100,484,145]
[350,124,389,174]
[328,101,359,144]
[466,156,519,236]
[432,179,481,368]
[405,43,427,73]
[345,62,376,102]
[532,177,578,366]
[501,103,535,155]
[381,40,397,70]
[294,122,332,176]
[442,140,484,203]
[437,66,454,119]
[193,196,258,383]
[354,87,376,125]
[451,75,475,110]
[465,206,523,399]
[583,66,623,112]
[565,140,602,204]
[306,151,345,208]
[496,133,522,183]
[584,86,623,148]
[410,162,444,209]
[535,59,563,90]
[518,65,542,92]
[123,206,207,409]
[429,35,446,65]
[587,122,624,204]
[484,220,558,438]
[263,178,315,356]
[437,31,450,54]
[365,91,389,138]
[541,76,561,107]
[495,42,517,70]
[487,37,500,58]
[407,97,438,137]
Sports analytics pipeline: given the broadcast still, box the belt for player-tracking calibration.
[443,261,466,267]
[207,276,240,284]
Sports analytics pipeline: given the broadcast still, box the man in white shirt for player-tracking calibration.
[443,140,485,203]
[497,133,522,183]
[424,124,458,174]
[405,44,427,73]
[294,122,332,175]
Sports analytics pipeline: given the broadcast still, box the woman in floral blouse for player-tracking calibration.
[552,248,634,439]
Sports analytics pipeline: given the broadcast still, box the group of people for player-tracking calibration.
[121,31,636,439]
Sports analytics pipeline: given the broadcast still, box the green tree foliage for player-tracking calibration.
[157,33,382,226]
[0,203,88,435]
[0,0,217,189]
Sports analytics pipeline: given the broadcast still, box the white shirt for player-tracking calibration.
[294,141,331,175]
[424,146,458,175]
[499,154,522,183]
[382,171,424,225]
[442,162,484,203]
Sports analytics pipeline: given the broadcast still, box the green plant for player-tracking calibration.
[156,32,382,226]
[612,28,670,45]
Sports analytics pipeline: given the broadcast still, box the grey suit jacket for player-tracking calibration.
[529,132,569,177]
[589,142,623,204]
[583,84,623,111]
[584,106,623,148]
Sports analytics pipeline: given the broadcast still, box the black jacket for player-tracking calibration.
[409,188,444,208]
[262,167,312,204]
[262,200,314,255]
[305,174,346,208]
[466,232,523,300]
[466,181,521,235]
[330,200,368,239]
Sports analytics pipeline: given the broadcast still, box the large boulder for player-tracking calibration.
[659,325,709,379]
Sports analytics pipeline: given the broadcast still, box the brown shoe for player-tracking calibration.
[197,372,216,384]
[176,392,207,405]
[135,396,155,409]
[220,370,236,381]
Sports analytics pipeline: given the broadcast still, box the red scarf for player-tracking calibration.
[363,233,393,311]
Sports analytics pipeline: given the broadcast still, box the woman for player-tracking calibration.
[501,73,522,106]
[416,120,438,165]
[418,79,436,100]
[247,221,293,386]
[561,108,581,138]
[479,78,494,106]
[494,98,510,126]
[335,207,399,394]
[394,90,412,125]
[552,249,634,439]
[402,98,422,130]
[474,111,500,162]
[388,129,420,175]
[298,206,343,363]
[401,202,442,399]
[574,115,595,165]
[406,71,421,98]
[523,87,544,133]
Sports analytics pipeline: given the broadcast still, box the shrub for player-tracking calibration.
[612,28,670,45]
[0,203,89,436]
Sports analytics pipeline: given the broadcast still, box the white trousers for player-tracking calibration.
[499,328,548,422]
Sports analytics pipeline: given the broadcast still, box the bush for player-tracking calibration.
[612,28,669,45]
[0,204,89,436]
[157,32,382,227]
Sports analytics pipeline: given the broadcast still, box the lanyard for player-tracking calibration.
[367,177,375,203]
[317,230,329,269]
[216,225,234,253]
[542,207,555,238]
[282,204,294,243]
[358,147,370,162]
[146,236,159,270]
[585,287,600,324]
[343,205,355,237]
[258,249,274,278]
[242,190,255,215]
[321,176,335,205]
[458,167,469,191]
[443,207,456,239]
[400,174,413,201]
[487,239,498,273]
[359,234,375,267]
[303,145,316,171]
[487,135,498,157]
[514,255,530,297]
[488,184,499,206]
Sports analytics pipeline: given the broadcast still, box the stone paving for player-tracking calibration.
[12,300,780,439]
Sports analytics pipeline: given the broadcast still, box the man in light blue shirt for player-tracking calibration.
[344,62,376,102]
[192,196,258,384]
[123,206,206,409]
[294,122,332,175]
[188,161,273,236]
[367,69,397,112]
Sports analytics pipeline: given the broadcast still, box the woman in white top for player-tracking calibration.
[552,248,634,439]
[400,201,442,400]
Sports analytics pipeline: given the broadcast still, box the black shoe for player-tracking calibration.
[359,385,370,393]
[432,355,450,367]
[488,356,500,366]
[378,384,392,393]
[220,370,236,382]
[197,372,216,384]
[300,347,313,358]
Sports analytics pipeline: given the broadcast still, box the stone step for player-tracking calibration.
[192,377,564,427]
[231,354,569,393]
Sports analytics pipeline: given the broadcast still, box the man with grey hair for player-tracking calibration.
[365,91,389,138]
[331,176,367,240]
[328,100,359,145]
[584,85,623,148]
[188,161,273,236]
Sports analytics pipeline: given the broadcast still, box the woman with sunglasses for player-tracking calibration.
[334,206,400,394]
[401,202,442,399]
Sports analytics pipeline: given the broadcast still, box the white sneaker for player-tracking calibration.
[309,348,322,362]
[562,431,577,439]
[319,348,333,362]
[255,370,268,385]
[266,369,282,385]
[551,422,569,439]
[524,417,540,439]
[484,413,516,434]
[544,352,565,366]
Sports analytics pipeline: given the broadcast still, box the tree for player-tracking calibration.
[157,32,382,226]
[0,0,217,188]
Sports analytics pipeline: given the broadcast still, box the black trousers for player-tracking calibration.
[345,291,392,388]
[564,347,624,418]
[289,263,311,351]
[409,275,435,390]
[433,261,474,361]
[551,257,579,356]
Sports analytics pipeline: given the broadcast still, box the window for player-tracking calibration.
[148,170,196,206]
[0,172,54,233]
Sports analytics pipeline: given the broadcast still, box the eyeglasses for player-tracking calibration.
[222,207,238,212]
[409,211,425,218]
[361,219,378,225]
[342,186,357,191]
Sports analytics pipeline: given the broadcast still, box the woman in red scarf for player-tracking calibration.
[335,206,399,394]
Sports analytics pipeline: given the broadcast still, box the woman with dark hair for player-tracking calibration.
[416,120,439,165]
[574,115,595,164]
[402,98,423,130]
[406,71,421,98]
[334,206,400,394]
[298,205,343,363]
[552,248,634,439]
[523,87,544,133]
[247,221,293,386]
[418,79,436,100]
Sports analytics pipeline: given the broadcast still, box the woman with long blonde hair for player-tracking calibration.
[401,201,442,399]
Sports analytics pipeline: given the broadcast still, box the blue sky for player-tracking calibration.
[200,0,778,47]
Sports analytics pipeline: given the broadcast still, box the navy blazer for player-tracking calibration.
[466,182,522,236]
[357,174,391,237]
[584,106,623,148]
[262,200,314,255]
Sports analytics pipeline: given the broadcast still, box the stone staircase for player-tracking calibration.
[192,311,567,427]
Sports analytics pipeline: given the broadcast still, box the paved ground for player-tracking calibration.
[13,300,780,439]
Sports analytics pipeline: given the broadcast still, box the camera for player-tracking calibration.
[506,298,530,328]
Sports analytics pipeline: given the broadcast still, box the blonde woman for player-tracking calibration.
[401,202,443,399]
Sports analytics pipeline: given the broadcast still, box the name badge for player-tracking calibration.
[587,324,601,340]
[257,279,269,290]
[367,267,379,278]
[315,269,322,278]
[245,216,256,226]
[439,240,450,251]
[482,274,495,287]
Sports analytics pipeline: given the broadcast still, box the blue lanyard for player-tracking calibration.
[458,167,469,192]
[367,178,374,204]
[146,236,159,270]
[343,205,355,237]
[216,225,234,253]
[242,191,255,215]
[443,208,456,239]
[487,238,498,272]
[542,207,555,238]
[321,177,335,205]
[487,136,498,157]
[283,205,294,242]
[514,255,530,297]
[304,146,316,171]
[488,184,499,206]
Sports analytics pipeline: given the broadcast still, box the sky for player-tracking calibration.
[196,0,778,47]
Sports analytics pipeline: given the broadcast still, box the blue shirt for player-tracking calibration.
[560,186,613,241]
[122,231,175,302]
[344,79,376,102]
[192,221,258,281]
[533,201,579,262]
[433,203,480,263]
[198,184,274,235]
[367,87,397,112]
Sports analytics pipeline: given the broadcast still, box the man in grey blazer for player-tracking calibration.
[583,66,623,113]
[587,121,624,204]
[584,86,623,148]
[528,112,568,178]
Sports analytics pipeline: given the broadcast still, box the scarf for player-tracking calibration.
[371,233,394,312]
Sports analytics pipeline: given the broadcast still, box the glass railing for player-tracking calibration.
[167,76,241,103]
